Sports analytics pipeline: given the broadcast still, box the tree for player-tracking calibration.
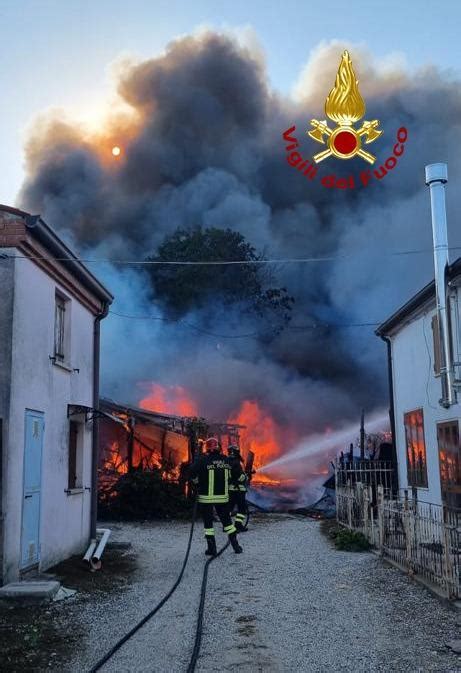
[146,227,294,335]
[354,431,389,459]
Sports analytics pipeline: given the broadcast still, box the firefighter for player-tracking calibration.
[227,445,248,532]
[189,437,243,556]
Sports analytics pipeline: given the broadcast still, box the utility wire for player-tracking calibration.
[108,309,380,339]
[109,310,261,338]
[3,245,416,337]
[4,245,461,266]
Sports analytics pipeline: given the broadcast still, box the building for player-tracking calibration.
[99,398,194,488]
[0,205,113,584]
[376,258,461,508]
[98,397,245,493]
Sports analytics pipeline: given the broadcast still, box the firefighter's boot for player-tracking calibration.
[229,532,243,554]
[205,537,217,557]
[235,519,248,533]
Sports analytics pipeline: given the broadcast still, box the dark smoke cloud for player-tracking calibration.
[17,32,461,445]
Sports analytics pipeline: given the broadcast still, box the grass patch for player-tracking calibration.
[321,519,370,552]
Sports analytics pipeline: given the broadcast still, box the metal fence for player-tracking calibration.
[336,477,461,599]
[336,459,395,496]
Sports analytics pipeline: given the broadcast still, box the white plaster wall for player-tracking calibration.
[391,294,461,506]
[4,255,94,582]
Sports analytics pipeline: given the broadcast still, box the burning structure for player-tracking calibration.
[98,397,246,505]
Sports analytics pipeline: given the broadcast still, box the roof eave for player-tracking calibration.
[0,205,113,306]
[376,256,461,337]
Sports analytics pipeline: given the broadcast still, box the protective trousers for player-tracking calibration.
[229,490,247,528]
[201,503,236,540]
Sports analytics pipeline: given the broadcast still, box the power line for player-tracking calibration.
[289,322,380,329]
[108,309,380,339]
[109,310,260,338]
[4,246,461,266]
[2,249,387,338]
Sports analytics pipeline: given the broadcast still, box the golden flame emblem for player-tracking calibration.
[307,51,382,164]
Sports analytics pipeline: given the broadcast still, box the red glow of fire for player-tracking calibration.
[228,400,297,485]
[229,400,281,467]
[104,440,128,475]
[99,383,305,491]
[139,383,199,417]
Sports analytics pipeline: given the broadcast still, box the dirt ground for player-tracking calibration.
[1,514,461,672]
[0,542,137,671]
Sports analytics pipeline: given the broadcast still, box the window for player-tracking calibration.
[54,292,70,363]
[437,421,461,508]
[68,421,83,490]
[431,314,442,376]
[404,409,428,488]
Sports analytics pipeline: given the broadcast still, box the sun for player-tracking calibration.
[111,146,121,157]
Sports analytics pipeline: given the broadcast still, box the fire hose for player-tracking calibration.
[88,499,199,672]
[187,500,250,672]
[87,497,240,672]
[186,539,230,673]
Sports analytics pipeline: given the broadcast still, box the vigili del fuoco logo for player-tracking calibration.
[282,50,408,189]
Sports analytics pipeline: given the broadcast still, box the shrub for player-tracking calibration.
[332,527,370,552]
[321,520,370,552]
[99,468,193,520]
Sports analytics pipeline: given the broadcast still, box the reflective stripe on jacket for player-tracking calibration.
[189,450,231,504]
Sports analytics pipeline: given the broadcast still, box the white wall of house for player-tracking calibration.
[390,289,461,506]
[3,254,94,582]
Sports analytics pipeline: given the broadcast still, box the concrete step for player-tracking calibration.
[0,580,60,603]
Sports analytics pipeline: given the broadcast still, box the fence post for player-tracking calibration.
[347,479,352,529]
[377,485,384,554]
[362,484,369,539]
[357,481,363,532]
[367,485,374,545]
[442,506,454,598]
[412,486,418,567]
[403,489,413,568]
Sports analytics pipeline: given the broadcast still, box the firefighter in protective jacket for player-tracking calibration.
[189,437,243,556]
[227,445,248,532]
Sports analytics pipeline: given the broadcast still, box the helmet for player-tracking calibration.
[228,445,241,457]
[205,437,220,452]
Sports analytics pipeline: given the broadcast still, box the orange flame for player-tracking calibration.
[228,400,298,484]
[139,383,199,417]
[100,383,306,492]
[229,400,281,467]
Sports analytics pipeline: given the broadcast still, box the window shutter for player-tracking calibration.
[68,421,78,489]
[54,294,66,360]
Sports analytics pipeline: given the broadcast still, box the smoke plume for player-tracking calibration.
[17,32,461,455]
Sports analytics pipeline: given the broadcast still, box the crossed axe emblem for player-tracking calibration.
[308,119,382,164]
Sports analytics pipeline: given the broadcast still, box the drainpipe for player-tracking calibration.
[90,302,109,540]
[380,334,399,493]
[425,163,456,408]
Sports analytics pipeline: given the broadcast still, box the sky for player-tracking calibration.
[1,0,461,206]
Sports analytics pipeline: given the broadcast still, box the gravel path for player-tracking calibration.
[57,514,461,672]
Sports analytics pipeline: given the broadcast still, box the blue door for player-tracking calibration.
[21,410,44,569]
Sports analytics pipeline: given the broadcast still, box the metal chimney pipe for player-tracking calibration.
[425,163,456,408]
